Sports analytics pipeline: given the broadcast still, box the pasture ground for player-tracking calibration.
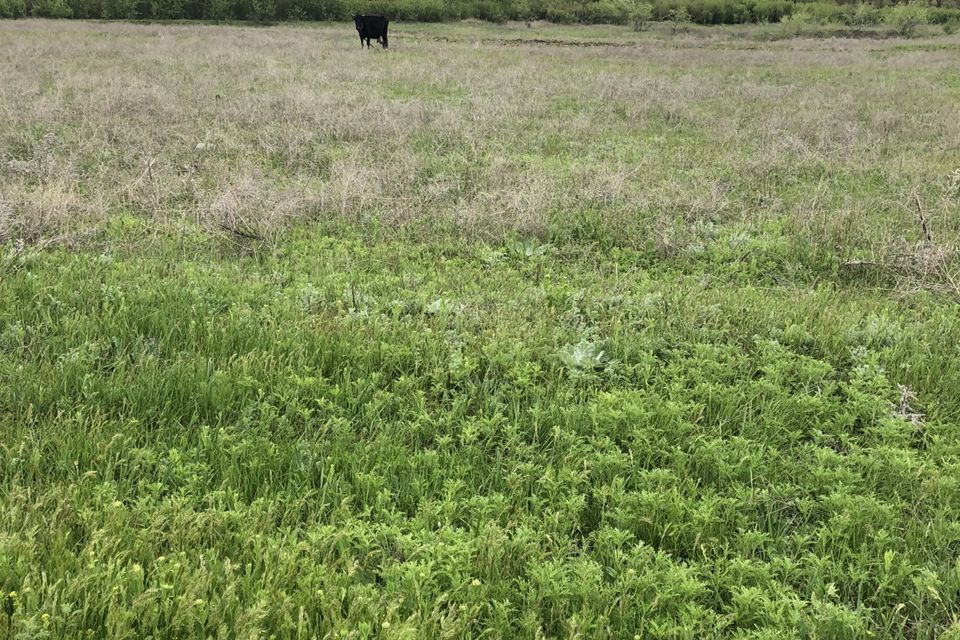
[2,18,960,639]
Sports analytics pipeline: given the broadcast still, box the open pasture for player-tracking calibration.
[2,18,960,639]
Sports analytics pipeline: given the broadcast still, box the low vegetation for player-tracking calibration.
[2,18,960,639]
[1,0,960,29]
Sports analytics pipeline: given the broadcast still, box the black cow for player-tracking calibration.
[353,15,388,49]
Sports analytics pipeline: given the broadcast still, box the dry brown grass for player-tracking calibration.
[1,19,959,286]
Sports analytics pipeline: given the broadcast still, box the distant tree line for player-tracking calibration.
[1,0,958,27]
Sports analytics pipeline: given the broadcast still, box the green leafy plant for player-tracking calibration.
[559,338,608,377]
[505,236,548,260]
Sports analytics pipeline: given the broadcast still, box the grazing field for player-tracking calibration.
[3,18,960,639]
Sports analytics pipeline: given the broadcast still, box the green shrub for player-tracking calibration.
[250,0,275,19]
[0,0,28,17]
[179,0,205,18]
[540,0,578,22]
[631,0,652,28]
[457,0,512,21]
[203,0,238,19]
[927,6,960,23]
[577,0,630,24]
[799,1,849,24]
[96,0,135,18]
[502,0,533,19]
[66,0,99,18]
[669,4,690,29]
[414,0,450,20]
[0,0,947,26]
[30,0,73,16]
[884,1,927,36]
[652,0,792,25]
[849,2,881,24]
[650,0,672,20]
[749,0,793,22]
[274,0,303,19]
[296,0,346,20]
[692,0,751,24]
[149,0,186,18]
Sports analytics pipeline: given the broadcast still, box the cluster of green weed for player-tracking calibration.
[2,0,959,27]
[2,222,960,637]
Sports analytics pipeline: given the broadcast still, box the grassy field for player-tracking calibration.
[2,18,960,639]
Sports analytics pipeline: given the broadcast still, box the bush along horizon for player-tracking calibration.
[1,0,958,29]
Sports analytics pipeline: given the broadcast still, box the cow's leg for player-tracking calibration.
[359,34,365,48]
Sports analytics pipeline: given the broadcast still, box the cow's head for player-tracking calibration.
[352,14,362,30]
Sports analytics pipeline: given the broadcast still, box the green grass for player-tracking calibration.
[3,225,960,638]
[3,19,960,639]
